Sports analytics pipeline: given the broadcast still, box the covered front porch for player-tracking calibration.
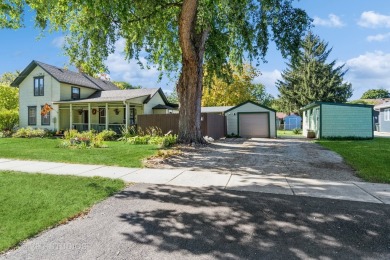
[56,102,143,133]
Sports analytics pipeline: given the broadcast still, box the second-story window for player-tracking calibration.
[34,77,44,96]
[71,87,80,100]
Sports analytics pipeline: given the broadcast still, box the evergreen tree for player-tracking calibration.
[277,33,353,113]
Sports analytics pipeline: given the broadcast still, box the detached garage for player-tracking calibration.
[225,101,277,138]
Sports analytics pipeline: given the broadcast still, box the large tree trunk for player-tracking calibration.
[177,0,208,144]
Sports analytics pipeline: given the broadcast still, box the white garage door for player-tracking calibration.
[239,113,269,138]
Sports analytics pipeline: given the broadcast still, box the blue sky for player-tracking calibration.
[1,0,390,100]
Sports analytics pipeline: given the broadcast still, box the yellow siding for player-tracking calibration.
[18,66,60,131]
[60,83,96,100]
[143,92,165,114]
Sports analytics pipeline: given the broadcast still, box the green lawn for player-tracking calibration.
[0,171,125,252]
[0,138,158,167]
[317,138,390,183]
[277,130,304,138]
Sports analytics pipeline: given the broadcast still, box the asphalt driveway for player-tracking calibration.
[152,138,361,181]
[2,184,389,260]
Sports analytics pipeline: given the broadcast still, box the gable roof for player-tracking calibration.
[374,102,390,110]
[11,60,119,91]
[153,104,177,110]
[225,100,276,113]
[201,106,233,113]
[54,88,160,103]
[301,101,374,111]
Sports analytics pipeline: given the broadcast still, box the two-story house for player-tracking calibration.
[11,60,177,132]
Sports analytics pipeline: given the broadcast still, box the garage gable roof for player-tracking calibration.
[225,100,276,113]
[301,101,373,111]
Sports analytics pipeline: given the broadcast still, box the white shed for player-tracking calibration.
[225,101,277,138]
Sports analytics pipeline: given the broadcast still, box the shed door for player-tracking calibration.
[239,113,269,138]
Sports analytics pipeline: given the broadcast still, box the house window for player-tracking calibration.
[99,108,106,124]
[34,77,44,96]
[130,108,136,125]
[385,108,390,121]
[41,106,50,125]
[28,106,37,125]
[71,87,80,100]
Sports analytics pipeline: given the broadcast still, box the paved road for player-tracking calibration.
[2,184,390,260]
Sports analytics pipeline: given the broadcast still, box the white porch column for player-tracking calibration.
[105,103,109,130]
[125,102,129,129]
[88,103,91,131]
[56,105,60,131]
[69,104,73,130]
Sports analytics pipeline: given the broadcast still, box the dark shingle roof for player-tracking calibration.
[11,60,119,91]
[54,88,161,103]
[153,104,177,109]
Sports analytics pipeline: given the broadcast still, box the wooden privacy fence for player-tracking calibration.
[137,113,226,139]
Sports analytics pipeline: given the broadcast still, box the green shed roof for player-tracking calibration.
[300,101,373,111]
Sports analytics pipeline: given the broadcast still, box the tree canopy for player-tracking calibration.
[0,85,18,111]
[277,32,353,113]
[112,81,142,90]
[361,89,390,99]
[0,71,19,86]
[202,64,273,107]
[1,0,311,143]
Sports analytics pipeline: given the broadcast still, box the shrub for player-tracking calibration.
[12,127,51,138]
[125,134,177,148]
[0,109,18,131]
[61,129,106,148]
[292,128,302,135]
[97,129,117,141]
[119,125,137,140]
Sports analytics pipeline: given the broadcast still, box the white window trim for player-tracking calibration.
[385,108,390,121]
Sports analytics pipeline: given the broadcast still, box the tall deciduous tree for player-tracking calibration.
[202,64,273,106]
[112,81,142,90]
[0,85,18,110]
[0,71,20,86]
[1,0,311,143]
[277,33,353,113]
[361,89,390,99]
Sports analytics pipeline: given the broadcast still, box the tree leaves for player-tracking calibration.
[361,89,390,99]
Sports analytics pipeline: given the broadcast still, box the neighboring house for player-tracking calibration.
[301,102,373,139]
[225,101,277,138]
[276,112,287,129]
[11,60,177,132]
[284,114,302,130]
[374,102,390,132]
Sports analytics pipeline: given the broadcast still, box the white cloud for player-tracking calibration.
[51,36,65,48]
[367,32,390,42]
[344,51,390,98]
[313,14,345,28]
[105,39,170,89]
[253,70,282,97]
[358,11,390,28]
